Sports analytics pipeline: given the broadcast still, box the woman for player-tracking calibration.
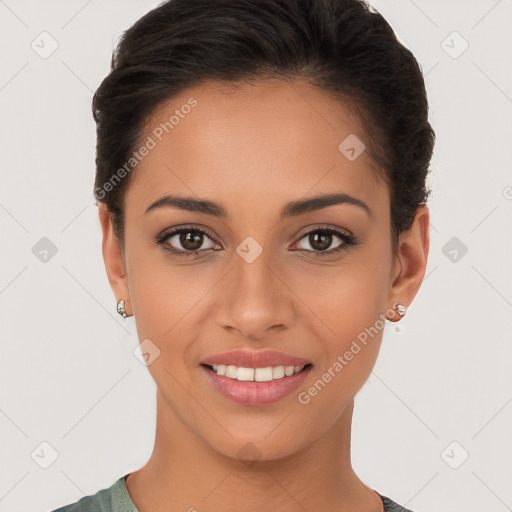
[52,0,434,510]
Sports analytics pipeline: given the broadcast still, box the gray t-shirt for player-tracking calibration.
[50,474,415,512]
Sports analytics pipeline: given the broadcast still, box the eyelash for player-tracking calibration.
[155,224,359,259]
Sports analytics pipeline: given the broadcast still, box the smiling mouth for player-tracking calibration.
[201,363,313,382]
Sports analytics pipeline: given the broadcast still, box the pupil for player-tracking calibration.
[311,231,331,251]
[181,231,202,250]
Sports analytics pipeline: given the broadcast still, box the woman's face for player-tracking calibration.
[103,78,427,460]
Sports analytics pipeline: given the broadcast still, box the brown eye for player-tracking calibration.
[305,231,336,251]
[293,226,358,256]
[179,230,204,251]
[157,226,219,256]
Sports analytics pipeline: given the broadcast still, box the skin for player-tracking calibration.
[99,78,429,512]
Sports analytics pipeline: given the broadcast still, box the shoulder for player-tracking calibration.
[377,492,416,512]
[50,474,136,512]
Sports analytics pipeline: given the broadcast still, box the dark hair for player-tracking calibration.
[92,0,435,255]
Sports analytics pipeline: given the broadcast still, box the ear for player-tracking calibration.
[98,203,131,316]
[387,204,430,321]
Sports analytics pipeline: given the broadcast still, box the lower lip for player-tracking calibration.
[201,364,313,406]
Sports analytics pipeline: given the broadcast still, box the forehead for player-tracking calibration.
[125,78,388,218]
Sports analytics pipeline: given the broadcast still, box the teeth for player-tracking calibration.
[210,363,306,381]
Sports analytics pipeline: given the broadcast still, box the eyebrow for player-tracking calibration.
[144,192,372,219]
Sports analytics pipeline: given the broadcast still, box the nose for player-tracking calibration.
[216,251,295,341]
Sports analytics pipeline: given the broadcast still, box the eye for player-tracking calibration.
[292,226,358,256]
[156,224,359,259]
[156,225,220,257]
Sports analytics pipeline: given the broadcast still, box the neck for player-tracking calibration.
[126,390,383,512]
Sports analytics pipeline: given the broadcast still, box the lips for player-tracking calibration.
[201,362,313,405]
[200,349,312,369]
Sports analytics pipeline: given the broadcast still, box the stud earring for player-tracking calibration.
[386,302,406,322]
[117,299,127,319]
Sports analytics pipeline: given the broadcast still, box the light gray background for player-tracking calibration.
[1,1,511,511]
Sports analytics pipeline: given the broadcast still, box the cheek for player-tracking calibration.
[127,264,200,413]
[124,241,188,352]
[294,252,389,396]
[297,251,390,338]
[125,231,203,329]
[126,249,220,377]
[296,275,387,418]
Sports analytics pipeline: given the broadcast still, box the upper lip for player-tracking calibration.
[200,349,312,368]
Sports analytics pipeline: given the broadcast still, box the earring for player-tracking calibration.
[117,299,127,319]
[387,302,406,322]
